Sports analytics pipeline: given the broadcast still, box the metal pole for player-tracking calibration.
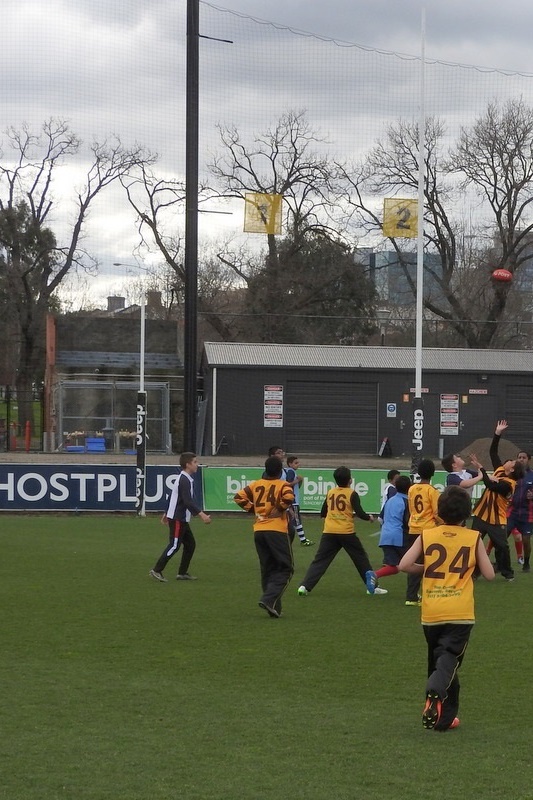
[113,262,149,514]
[136,291,147,516]
[5,385,10,453]
[140,293,146,393]
[211,367,216,455]
[184,0,200,452]
[411,8,426,475]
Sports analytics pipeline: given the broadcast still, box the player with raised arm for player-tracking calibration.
[470,420,524,582]
[441,453,483,496]
[486,449,532,569]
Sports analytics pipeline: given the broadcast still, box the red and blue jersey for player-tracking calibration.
[508,468,533,524]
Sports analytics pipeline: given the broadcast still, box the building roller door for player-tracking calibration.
[505,385,533,452]
[285,380,378,453]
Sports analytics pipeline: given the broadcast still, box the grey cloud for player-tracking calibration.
[3,0,533,274]
[213,0,533,70]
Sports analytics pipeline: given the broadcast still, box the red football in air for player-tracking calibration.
[491,268,513,283]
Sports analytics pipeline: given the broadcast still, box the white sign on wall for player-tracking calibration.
[264,384,283,428]
[440,393,459,436]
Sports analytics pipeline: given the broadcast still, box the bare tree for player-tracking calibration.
[341,102,533,348]
[207,110,380,342]
[210,110,341,236]
[452,99,533,272]
[120,110,393,349]
[449,98,533,343]
[121,162,186,274]
[0,118,154,428]
[121,164,241,342]
[210,110,343,276]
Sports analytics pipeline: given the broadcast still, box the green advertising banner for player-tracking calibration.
[201,467,468,513]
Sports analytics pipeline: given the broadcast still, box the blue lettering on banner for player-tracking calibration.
[0,465,203,512]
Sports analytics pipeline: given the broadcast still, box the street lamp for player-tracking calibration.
[376,306,391,346]
[113,261,147,516]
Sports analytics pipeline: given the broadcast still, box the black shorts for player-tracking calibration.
[380,544,407,567]
[507,514,531,537]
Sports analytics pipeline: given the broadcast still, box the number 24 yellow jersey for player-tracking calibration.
[420,525,480,624]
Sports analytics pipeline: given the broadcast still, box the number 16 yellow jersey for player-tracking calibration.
[420,525,480,624]
[322,487,372,533]
[323,487,354,533]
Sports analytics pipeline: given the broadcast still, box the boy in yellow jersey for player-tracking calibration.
[399,486,495,731]
[234,456,294,618]
[470,420,525,581]
[406,459,441,605]
[297,466,387,597]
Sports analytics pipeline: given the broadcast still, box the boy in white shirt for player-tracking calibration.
[441,453,483,497]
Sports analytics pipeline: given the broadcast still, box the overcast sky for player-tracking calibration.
[217,0,533,70]
[3,0,533,303]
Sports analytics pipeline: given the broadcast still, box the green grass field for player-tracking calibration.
[2,513,532,800]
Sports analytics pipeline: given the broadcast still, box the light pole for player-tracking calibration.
[376,307,391,346]
[184,0,200,452]
[412,7,426,477]
[113,262,147,516]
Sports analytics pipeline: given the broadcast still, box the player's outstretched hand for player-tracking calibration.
[470,453,482,470]
[200,511,212,524]
[495,419,508,436]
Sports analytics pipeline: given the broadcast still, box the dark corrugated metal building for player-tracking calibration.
[200,342,533,456]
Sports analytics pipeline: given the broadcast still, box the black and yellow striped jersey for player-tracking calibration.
[234,479,294,532]
[472,466,515,526]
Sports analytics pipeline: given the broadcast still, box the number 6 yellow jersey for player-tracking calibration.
[408,483,440,534]
[420,525,481,624]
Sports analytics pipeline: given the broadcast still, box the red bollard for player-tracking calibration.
[25,420,31,453]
